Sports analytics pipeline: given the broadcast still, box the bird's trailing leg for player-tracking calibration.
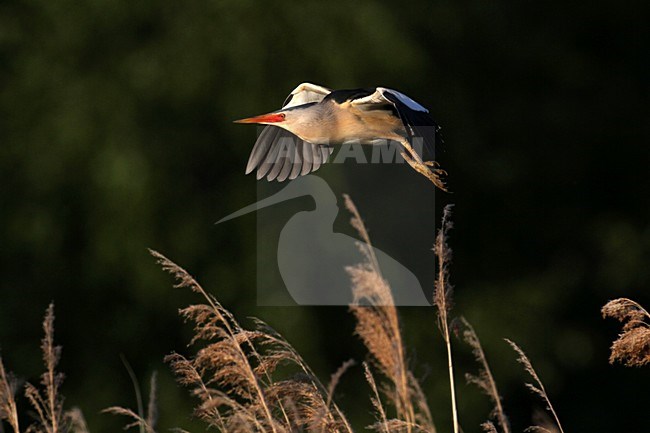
[399,138,448,192]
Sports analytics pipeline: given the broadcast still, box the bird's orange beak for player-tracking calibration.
[233,113,285,124]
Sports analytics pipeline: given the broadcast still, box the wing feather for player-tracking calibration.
[312,143,322,171]
[300,141,313,176]
[288,148,304,180]
[246,126,280,175]
[255,127,284,179]
[265,145,287,181]
[321,145,333,163]
[276,138,296,182]
[247,126,331,182]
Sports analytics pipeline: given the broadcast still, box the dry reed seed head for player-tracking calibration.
[169,304,350,432]
[350,306,399,378]
[326,359,356,407]
[165,353,204,386]
[0,357,21,433]
[344,198,382,274]
[602,298,650,328]
[155,252,348,433]
[348,265,395,307]
[22,303,68,433]
[348,262,403,381]
[42,304,61,365]
[465,371,491,396]
[405,371,435,429]
[601,298,650,367]
[504,339,543,388]
[609,326,650,367]
[346,194,436,433]
[353,296,433,432]
[370,419,431,433]
[434,205,455,258]
[265,379,336,429]
[505,340,564,433]
[362,363,389,433]
[342,195,365,241]
[459,318,510,433]
[0,358,18,397]
[253,349,296,377]
[433,205,455,319]
[149,250,219,306]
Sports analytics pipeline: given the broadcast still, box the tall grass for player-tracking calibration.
[504,340,564,433]
[150,249,353,433]
[6,293,643,433]
[141,195,567,433]
[459,318,510,433]
[345,195,435,433]
[0,304,89,433]
[0,354,19,433]
[431,205,458,433]
[21,194,650,433]
[0,204,574,433]
[4,136,648,432]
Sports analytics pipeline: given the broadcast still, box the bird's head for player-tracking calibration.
[234,103,321,142]
[235,103,320,128]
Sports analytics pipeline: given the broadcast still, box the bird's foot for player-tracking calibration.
[399,141,448,192]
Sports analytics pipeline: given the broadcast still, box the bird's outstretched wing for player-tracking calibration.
[351,87,442,159]
[246,82,332,182]
[247,126,334,182]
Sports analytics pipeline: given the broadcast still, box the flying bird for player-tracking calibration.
[235,82,445,188]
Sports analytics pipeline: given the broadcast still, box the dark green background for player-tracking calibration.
[1,1,648,432]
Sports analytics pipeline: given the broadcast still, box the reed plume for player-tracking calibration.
[150,249,352,433]
[459,318,509,433]
[344,196,435,433]
[0,355,20,433]
[601,298,650,367]
[432,205,458,433]
[505,340,564,433]
[24,303,67,433]
[1,304,90,433]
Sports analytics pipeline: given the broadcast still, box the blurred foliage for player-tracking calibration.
[1,0,649,432]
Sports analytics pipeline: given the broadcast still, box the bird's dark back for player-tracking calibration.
[324,88,376,104]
